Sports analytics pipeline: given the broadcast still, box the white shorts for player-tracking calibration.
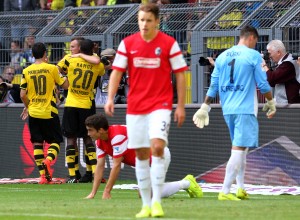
[126,109,171,149]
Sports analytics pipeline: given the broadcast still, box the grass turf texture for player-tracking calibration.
[0,181,299,220]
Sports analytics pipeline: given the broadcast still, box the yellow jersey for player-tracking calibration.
[20,62,67,119]
[64,57,105,108]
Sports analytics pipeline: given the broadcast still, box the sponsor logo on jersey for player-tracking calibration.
[130,50,138,54]
[133,57,161,68]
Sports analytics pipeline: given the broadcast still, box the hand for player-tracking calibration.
[104,99,114,117]
[297,57,300,65]
[85,193,95,199]
[102,190,111,200]
[262,99,276,119]
[193,103,210,128]
[207,57,215,66]
[174,106,185,127]
[20,107,28,120]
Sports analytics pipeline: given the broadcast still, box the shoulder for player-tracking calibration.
[158,31,176,42]
[123,33,140,44]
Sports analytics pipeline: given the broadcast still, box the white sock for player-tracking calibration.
[221,150,244,194]
[151,156,165,204]
[236,149,248,189]
[136,158,151,207]
[161,179,190,198]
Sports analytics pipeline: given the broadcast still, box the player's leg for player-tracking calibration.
[79,99,96,183]
[74,141,81,180]
[43,115,64,182]
[236,148,249,199]
[127,114,151,218]
[79,108,97,176]
[82,136,97,180]
[148,109,172,217]
[78,149,93,183]
[62,107,80,183]
[219,115,257,201]
[28,116,48,184]
[160,147,187,197]
[234,115,257,200]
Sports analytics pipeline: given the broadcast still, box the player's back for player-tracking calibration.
[215,45,266,115]
[64,57,104,108]
[21,62,61,119]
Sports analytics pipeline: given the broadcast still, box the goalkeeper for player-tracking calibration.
[193,25,276,201]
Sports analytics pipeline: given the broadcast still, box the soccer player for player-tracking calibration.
[62,39,105,183]
[105,3,187,218]
[84,113,202,200]
[57,37,100,183]
[20,42,69,184]
[193,25,276,201]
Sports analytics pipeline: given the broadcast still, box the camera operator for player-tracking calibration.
[95,48,127,105]
[262,40,300,104]
[0,66,22,103]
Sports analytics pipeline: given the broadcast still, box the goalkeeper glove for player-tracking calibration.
[193,103,211,128]
[262,99,276,118]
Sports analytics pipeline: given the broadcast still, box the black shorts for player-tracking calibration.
[29,115,63,144]
[91,99,96,115]
[62,107,94,138]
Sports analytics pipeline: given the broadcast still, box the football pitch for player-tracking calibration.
[0,182,299,220]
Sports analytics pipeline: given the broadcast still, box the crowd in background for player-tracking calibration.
[1,0,300,105]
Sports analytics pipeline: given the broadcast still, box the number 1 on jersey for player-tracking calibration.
[228,59,235,83]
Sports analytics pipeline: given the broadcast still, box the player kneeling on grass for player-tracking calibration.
[84,113,203,200]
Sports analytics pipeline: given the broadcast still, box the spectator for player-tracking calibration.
[23,35,36,65]
[0,42,11,69]
[96,0,131,5]
[0,66,22,103]
[48,0,65,10]
[10,40,28,74]
[4,0,39,42]
[64,0,76,7]
[84,113,202,200]
[96,48,127,105]
[95,48,116,105]
[262,39,300,104]
[207,9,242,58]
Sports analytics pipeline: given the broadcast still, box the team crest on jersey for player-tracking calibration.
[155,47,162,56]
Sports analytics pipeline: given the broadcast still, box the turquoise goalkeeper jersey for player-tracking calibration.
[207,45,271,115]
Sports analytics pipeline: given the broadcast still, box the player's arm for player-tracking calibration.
[60,76,69,90]
[70,53,100,64]
[174,72,186,127]
[85,157,105,199]
[104,69,124,117]
[20,89,29,108]
[20,89,29,120]
[102,156,123,200]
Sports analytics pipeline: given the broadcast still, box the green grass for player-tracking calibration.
[0,182,299,220]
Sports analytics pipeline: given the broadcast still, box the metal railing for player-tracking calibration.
[0,0,299,104]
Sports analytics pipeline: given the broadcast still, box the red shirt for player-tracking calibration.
[96,125,135,166]
[112,31,188,114]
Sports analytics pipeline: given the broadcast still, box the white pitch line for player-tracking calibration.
[0,213,184,220]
